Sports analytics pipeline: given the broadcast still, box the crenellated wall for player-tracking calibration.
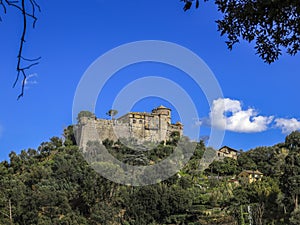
[76,106,183,149]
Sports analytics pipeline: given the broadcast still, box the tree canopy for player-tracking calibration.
[1,130,300,224]
[183,0,300,63]
[77,111,96,121]
[106,109,118,120]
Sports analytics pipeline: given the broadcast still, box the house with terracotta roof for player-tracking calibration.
[238,170,263,183]
[217,146,239,160]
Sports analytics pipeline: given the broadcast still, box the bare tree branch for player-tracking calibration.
[20,61,39,70]
[0,0,7,21]
[5,0,38,23]
[0,0,7,13]
[21,55,41,61]
[2,0,40,99]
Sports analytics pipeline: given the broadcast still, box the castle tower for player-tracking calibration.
[152,105,171,141]
[152,105,171,123]
[76,116,100,151]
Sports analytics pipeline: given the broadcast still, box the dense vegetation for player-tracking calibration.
[0,127,300,224]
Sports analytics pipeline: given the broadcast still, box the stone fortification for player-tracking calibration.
[76,105,183,148]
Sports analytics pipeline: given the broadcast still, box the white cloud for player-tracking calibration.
[207,98,274,133]
[275,118,300,134]
[25,73,38,88]
[197,98,300,134]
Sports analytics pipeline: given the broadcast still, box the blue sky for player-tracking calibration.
[0,0,300,160]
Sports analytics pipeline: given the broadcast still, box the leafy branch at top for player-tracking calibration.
[0,0,41,99]
[182,0,300,64]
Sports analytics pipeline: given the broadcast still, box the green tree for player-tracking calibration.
[290,208,300,225]
[183,0,300,63]
[281,151,300,211]
[123,184,192,224]
[0,137,124,224]
[238,152,257,171]
[63,125,77,146]
[280,131,300,218]
[181,140,205,180]
[229,177,282,225]
[238,144,287,178]
[167,131,181,145]
[77,111,95,121]
[106,109,118,120]
[286,131,300,150]
[206,157,238,177]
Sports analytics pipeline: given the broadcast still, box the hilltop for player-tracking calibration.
[0,125,299,224]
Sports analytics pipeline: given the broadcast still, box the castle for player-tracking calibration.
[76,105,183,148]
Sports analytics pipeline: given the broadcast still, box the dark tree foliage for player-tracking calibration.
[237,144,287,178]
[183,0,300,63]
[280,131,300,222]
[0,136,208,224]
[123,184,193,224]
[1,131,300,224]
[285,131,300,151]
[206,157,238,176]
[290,208,300,225]
[0,137,121,224]
[229,177,282,225]
[182,0,199,11]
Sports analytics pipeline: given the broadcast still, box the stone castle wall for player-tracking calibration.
[76,106,183,149]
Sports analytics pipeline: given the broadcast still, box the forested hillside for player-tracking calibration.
[0,127,299,225]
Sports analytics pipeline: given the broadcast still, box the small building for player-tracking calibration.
[217,146,239,160]
[238,170,263,183]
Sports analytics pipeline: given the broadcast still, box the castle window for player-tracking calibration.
[132,119,136,123]
[139,120,143,124]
